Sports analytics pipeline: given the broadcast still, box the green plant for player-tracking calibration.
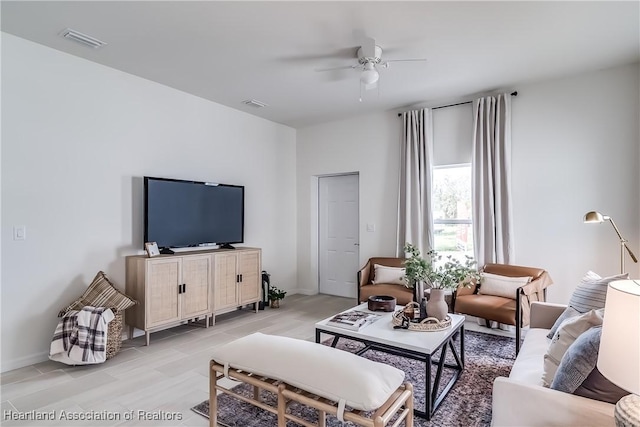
[403,242,480,290]
[423,249,480,290]
[268,286,287,301]
[402,243,430,288]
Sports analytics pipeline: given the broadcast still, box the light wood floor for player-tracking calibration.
[1,294,515,426]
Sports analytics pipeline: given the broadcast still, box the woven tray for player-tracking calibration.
[392,305,451,331]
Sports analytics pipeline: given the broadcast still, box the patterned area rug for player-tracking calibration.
[192,330,515,426]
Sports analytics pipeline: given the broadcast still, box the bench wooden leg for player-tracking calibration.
[277,383,287,427]
[209,361,217,427]
[318,410,326,427]
[406,382,414,427]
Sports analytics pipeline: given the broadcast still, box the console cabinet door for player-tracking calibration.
[146,258,181,328]
[238,250,261,305]
[181,255,212,318]
[214,253,239,310]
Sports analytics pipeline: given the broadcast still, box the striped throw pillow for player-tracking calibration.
[59,271,137,316]
[568,271,628,313]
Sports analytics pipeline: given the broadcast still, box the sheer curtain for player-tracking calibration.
[397,108,434,257]
[472,94,514,267]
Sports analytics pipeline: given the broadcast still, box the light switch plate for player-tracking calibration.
[13,226,26,240]
[366,223,375,232]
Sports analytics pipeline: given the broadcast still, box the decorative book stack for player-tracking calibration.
[326,310,381,331]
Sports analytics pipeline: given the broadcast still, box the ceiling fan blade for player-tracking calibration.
[361,37,377,58]
[384,58,428,63]
[277,46,359,63]
[315,64,359,72]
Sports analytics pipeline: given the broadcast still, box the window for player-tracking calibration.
[432,164,473,263]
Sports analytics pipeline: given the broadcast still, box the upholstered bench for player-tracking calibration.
[209,332,414,427]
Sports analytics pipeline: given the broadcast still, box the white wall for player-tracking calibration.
[296,63,639,302]
[512,63,639,302]
[296,113,402,293]
[1,34,297,371]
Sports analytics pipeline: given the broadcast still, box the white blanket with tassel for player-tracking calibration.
[49,306,114,365]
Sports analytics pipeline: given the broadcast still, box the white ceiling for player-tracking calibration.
[2,1,639,128]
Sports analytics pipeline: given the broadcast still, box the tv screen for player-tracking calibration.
[144,176,244,249]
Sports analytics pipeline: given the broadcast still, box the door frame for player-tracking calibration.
[312,172,360,295]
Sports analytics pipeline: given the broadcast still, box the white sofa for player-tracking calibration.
[491,302,615,427]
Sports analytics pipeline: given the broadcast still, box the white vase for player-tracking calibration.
[426,288,448,321]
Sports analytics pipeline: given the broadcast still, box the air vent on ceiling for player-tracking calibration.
[60,28,107,49]
[242,99,269,108]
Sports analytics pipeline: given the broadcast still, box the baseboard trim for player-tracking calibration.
[1,351,49,373]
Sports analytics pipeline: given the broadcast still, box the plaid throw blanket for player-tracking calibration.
[49,306,114,365]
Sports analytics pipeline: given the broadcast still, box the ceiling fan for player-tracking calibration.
[316,37,427,94]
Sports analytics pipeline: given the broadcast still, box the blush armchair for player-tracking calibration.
[454,263,553,354]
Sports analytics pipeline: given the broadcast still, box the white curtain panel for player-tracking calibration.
[396,108,434,257]
[472,94,514,267]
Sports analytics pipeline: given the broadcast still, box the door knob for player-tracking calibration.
[354,243,360,246]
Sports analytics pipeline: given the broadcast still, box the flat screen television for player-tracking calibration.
[144,176,244,251]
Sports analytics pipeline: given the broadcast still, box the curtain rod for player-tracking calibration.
[397,91,518,117]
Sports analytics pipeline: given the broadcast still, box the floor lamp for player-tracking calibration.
[583,211,638,274]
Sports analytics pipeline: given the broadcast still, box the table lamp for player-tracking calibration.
[583,211,638,274]
[597,280,640,427]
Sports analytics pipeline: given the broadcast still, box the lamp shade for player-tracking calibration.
[584,211,606,223]
[597,280,640,394]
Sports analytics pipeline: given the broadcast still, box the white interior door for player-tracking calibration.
[319,174,359,298]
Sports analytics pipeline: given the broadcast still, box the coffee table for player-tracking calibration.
[315,303,465,420]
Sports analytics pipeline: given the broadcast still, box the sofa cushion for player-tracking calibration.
[372,264,406,286]
[478,272,531,299]
[542,309,603,387]
[575,367,629,404]
[210,332,405,412]
[509,328,549,385]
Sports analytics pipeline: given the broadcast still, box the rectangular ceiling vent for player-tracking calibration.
[60,28,107,49]
[242,99,269,108]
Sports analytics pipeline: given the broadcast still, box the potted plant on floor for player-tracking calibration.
[268,286,287,308]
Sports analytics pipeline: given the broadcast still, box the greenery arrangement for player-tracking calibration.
[268,286,287,301]
[403,242,480,290]
[402,243,429,288]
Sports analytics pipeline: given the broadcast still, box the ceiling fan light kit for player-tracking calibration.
[360,62,379,85]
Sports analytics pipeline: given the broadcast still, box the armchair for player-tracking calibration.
[454,263,553,354]
[357,257,413,305]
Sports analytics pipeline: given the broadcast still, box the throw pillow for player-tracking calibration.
[477,272,531,299]
[568,271,628,313]
[542,309,604,387]
[551,326,601,393]
[372,265,406,286]
[59,271,137,316]
[547,306,581,339]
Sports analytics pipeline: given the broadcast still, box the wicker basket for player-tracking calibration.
[392,303,451,331]
[106,310,123,359]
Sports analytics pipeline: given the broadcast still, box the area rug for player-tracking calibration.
[192,330,515,426]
